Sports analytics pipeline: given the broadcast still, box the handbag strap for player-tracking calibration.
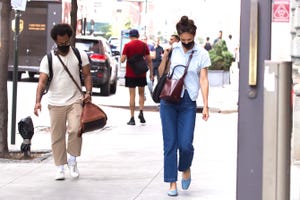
[55,51,84,96]
[169,50,194,78]
[163,49,173,75]
[183,50,194,76]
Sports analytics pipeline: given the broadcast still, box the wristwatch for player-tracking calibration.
[86,90,92,95]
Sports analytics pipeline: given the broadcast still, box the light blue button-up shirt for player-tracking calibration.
[169,42,211,101]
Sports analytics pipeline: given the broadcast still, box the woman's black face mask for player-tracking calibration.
[182,41,194,50]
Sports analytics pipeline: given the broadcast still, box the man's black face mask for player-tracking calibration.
[57,45,70,54]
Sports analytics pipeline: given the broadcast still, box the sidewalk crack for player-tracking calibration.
[132,167,163,200]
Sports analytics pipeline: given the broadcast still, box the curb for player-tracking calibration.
[0,150,52,163]
[100,104,238,114]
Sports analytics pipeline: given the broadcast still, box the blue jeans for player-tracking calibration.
[160,90,197,182]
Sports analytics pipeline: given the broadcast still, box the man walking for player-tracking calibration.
[34,23,92,180]
[120,29,154,125]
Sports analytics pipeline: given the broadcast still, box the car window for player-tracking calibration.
[97,40,105,55]
[104,41,112,55]
[90,42,100,53]
[75,39,100,54]
[75,42,90,51]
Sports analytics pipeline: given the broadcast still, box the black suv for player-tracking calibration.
[75,35,119,96]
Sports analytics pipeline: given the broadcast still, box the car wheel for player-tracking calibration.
[7,71,22,81]
[100,82,110,96]
[28,72,35,79]
[110,80,117,94]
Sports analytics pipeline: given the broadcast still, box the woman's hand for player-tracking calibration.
[163,47,171,58]
[202,106,209,121]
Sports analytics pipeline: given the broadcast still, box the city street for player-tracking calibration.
[1,78,300,199]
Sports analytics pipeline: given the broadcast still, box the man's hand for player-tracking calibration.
[83,93,91,103]
[34,102,42,117]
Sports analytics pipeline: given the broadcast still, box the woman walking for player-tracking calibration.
[158,16,210,196]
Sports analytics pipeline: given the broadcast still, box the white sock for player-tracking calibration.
[68,155,76,165]
[57,165,64,171]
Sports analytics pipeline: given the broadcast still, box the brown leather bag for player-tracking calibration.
[159,65,186,103]
[79,101,107,136]
[159,51,194,103]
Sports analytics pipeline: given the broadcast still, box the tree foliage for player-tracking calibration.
[208,40,233,71]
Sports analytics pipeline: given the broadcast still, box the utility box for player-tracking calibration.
[263,61,293,200]
[7,0,62,80]
[291,0,300,64]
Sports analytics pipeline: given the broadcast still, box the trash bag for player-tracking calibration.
[18,116,34,155]
[18,116,34,140]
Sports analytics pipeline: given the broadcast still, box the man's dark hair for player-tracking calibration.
[171,34,180,42]
[50,23,73,41]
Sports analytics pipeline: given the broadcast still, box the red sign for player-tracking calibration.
[272,0,290,22]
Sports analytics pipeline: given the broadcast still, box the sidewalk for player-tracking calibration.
[97,62,239,114]
[2,81,300,199]
[0,109,238,200]
[98,82,239,114]
[1,79,239,200]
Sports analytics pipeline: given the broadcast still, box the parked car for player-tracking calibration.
[108,36,120,53]
[75,35,119,96]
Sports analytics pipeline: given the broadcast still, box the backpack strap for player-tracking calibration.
[47,52,53,81]
[71,46,82,69]
[43,52,53,95]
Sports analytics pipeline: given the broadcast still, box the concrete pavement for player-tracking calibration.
[1,77,239,199]
[1,103,238,200]
[1,69,299,199]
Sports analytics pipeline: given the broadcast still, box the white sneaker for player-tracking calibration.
[55,169,65,181]
[68,162,80,178]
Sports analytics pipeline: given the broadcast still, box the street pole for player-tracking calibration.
[11,10,21,144]
[236,0,272,199]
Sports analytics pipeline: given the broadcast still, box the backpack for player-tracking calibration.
[43,46,82,95]
[204,42,212,51]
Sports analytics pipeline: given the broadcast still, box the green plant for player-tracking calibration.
[208,40,233,71]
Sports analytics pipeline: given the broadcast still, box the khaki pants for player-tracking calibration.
[48,102,82,166]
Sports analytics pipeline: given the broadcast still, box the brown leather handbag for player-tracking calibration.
[159,64,186,103]
[159,51,194,103]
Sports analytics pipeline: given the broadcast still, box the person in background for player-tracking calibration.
[121,29,154,125]
[213,30,224,46]
[141,34,156,97]
[140,34,155,58]
[34,23,92,181]
[204,37,212,51]
[158,16,210,197]
[152,37,164,81]
[226,34,236,61]
[169,34,180,47]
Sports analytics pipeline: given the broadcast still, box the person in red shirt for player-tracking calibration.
[121,29,154,125]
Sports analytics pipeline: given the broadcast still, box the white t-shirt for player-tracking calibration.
[39,47,90,106]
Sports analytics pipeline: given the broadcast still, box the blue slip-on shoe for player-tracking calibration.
[167,189,178,196]
[181,177,191,190]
